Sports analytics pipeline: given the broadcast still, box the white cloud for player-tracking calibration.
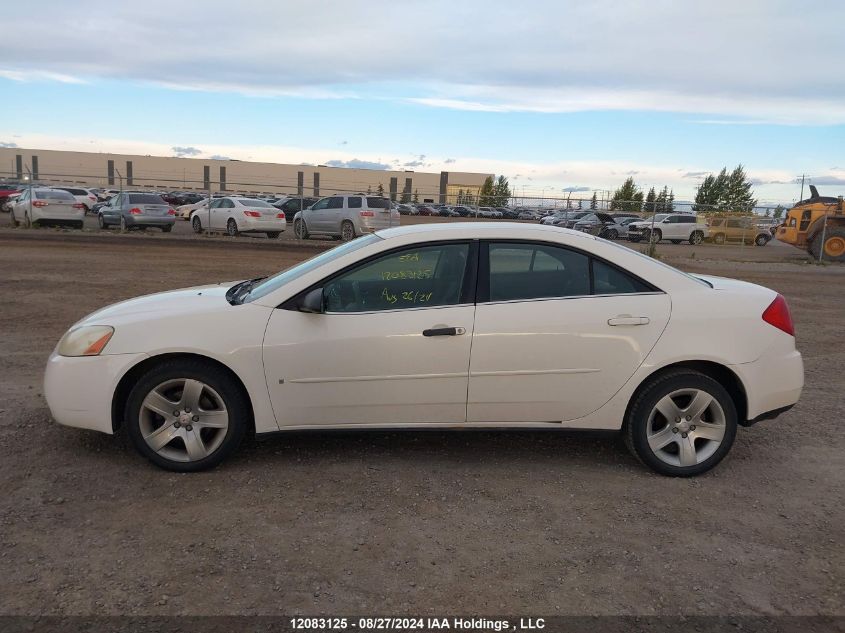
[0,1,842,124]
[172,146,202,157]
[325,158,391,170]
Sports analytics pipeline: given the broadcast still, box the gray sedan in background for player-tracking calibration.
[97,192,176,231]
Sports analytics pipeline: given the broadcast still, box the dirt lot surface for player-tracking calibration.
[0,225,842,617]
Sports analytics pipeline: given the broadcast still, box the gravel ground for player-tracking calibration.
[0,228,842,617]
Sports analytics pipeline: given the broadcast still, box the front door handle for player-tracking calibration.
[423,326,466,337]
[608,315,650,326]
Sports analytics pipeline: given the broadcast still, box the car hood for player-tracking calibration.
[77,282,241,327]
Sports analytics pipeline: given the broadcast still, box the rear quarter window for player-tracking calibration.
[366,197,390,209]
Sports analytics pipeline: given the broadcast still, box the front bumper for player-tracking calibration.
[44,351,148,434]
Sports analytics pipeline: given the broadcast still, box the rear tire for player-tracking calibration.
[624,369,738,477]
[755,233,770,246]
[293,218,309,240]
[227,218,239,237]
[125,358,249,472]
[341,220,355,242]
[97,214,107,230]
[191,216,202,233]
[689,231,703,245]
[605,229,618,240]
[810,227,845,262]
[713,233,726,245]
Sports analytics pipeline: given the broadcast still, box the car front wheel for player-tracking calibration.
[125,359,249,472]
[293,219,309,239]
[624,369,737,476]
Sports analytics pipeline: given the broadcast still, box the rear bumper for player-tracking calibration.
[125,215,176,227]
[730,348,804,423]
[240,218,286,232]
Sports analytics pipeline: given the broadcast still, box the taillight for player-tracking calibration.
[360,211,374,217]
[129,207,143,214]
[762,294,794,336]
[32,200,48,207]
[244,211,261,217]
[72,203,85,209]
[167,209,176,215]
[276,212,285,219]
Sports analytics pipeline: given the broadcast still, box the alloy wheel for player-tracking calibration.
[645,388,726,467]
[139,378,229,463]
[341,221,355,241]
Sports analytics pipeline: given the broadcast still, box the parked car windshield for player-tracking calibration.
[128,193,166,204]
[36,190,75,200]
[245,234,382,302]
[237,198,273,207]
[366,197,390,209]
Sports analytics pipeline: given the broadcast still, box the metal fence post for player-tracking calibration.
[818,214,827,263]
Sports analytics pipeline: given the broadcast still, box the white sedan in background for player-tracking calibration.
[189,196,286,238]
[10,187,86,228]
[44,223,803,475]
[176,198,209,219]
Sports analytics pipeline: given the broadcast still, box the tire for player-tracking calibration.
[97,214,107,230]
[161,225,173,233]
[340,220,355,242]
[713,233,726,245]
[191,216,202,234]
[266,231,281,239]
[652,229,662,242]
[226,218,239,237]
[120,216,128,232]
[689,231,703,245]
[671,239,682,244]
[754,233,769,247]
[810,227,845,262]
[293,218,309,240]
[124,358,249,472]
[605,229,618,240]
[624,369,738,477]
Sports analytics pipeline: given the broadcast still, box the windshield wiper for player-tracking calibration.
[226,276,267,305]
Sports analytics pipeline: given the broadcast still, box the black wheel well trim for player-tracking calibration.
[110,352,255,433]
[623,360,748,427]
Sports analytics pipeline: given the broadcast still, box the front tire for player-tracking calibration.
[226,218,239,237]
[624,369,737,477]
[98,214,107,230]
[605,229,618,240]
[125,359,249,472]
[713,232,726,245]
[191,215,202,233]
[755,233,770,246]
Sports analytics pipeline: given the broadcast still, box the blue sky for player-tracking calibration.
[1,0,844,204]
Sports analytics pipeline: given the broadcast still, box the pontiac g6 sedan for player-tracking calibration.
[44,224,803,476]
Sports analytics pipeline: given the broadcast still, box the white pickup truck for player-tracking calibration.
[626,213,708,245]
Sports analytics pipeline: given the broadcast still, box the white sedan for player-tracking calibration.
[189,196,286,238]
[44,223,803,475]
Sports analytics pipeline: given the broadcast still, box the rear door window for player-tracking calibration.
[347,197,362,209]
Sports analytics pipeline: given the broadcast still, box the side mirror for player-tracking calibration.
[298,287,324,313]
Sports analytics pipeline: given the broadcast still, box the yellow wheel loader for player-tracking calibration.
[776,185,845,261]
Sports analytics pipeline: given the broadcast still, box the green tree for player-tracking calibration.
[366,185,372,194]
[644,187,657,214]
[479,176,496,206]
[590,192,598,210]
[413,189,419,203]
[376,183,385,196]
[693,165,756,213]
[400,189,411,203]
[773,204,785,220]
[492,175,511,207]
[610,177,644,213]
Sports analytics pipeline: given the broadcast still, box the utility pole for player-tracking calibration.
[798,174,807,201]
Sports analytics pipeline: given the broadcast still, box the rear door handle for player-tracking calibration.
[423,327,466,337]
[607,315,650,326]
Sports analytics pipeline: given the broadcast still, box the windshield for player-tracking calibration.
[245,234,382,302]
[36,190,75,200]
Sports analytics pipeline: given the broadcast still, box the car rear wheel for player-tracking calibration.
[689,231,703,245]
[605,229,619,240]
[125,359,249,472]
[624,369,737,477]
[293,219,309,240]
[191,216,202,233]
[340,220,355,242]
[755,233,770,246]
[713,233,726,245]
[226,218,239,237]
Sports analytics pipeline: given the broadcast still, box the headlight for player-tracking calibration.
[57,325,115,357]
